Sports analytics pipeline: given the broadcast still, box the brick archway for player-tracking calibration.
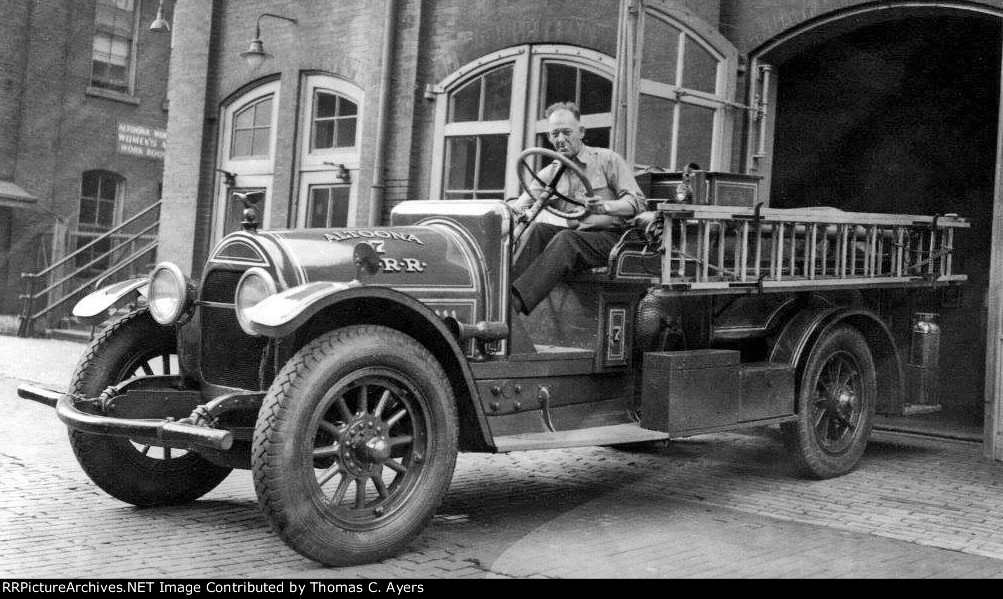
[744,1,1003,457]
[735,0,1003,57]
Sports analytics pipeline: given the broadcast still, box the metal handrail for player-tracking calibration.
[18,201,162,336]
[29,222,159,298]
[28,240,158,321]
[24,201,161,281]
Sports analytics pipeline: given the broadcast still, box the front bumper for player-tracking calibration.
[16,382,258,452]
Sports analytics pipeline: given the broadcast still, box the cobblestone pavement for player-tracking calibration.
[3,335,1003,578]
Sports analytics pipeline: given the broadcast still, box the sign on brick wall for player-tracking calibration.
[117,122,167,160]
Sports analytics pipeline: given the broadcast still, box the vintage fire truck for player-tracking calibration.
[17,148,968,566]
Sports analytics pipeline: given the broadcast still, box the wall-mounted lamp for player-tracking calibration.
[150,0,171,32]
[325,162,352,183]
[240,13,298,69]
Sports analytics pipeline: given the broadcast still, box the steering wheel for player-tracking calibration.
[515,147,592,220]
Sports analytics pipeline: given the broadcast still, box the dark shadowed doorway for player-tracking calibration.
[764,14,1001,440]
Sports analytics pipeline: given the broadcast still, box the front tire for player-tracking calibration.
[252,325,458,566]
[781,325,876,478]
[68,310,232,506]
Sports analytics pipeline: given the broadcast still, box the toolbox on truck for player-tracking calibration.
[641,349,740,434]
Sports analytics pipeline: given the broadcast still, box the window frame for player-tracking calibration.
[628,5,739,171]
[303,179,353,229]
[214,80,280,242]
[430,45,615,201]
[75,170,125,274]
[297,170,356,229]
[229,96,277,160]
[296,75,363,228]
[526,45,616,153]
[77,170,125,233]
[89,0,142,97]
[298,76,364,171]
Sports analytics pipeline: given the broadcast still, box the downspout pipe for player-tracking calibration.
[368,0,398,226]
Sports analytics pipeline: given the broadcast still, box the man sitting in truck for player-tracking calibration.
[508,102,645,316]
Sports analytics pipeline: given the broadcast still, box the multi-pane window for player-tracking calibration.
[432,46,615,201]
[307,185,351,228]
[79,171,120,231]
[297,77,361,228]
[534,63,613,150]
[634,13,728,171]
[230,97,274,159]
[312,92,358,151]
[443,65,513,200]
[75,171,122,273]
[215,81,279,241]
[91,0,138,94]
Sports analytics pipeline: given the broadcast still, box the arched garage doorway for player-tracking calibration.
[750,4,1002,448]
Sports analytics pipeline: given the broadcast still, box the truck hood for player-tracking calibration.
[257,225,478,290]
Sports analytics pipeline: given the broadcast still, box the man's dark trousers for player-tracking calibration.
[511,222,622,314]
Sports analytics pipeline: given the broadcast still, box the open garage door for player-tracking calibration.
[752,12,1000,450]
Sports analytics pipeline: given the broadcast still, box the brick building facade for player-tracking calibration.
[0,0,172,316]
[159,0,733,271]
[67,0,1003,453]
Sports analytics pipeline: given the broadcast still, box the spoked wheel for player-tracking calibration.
[253,325,458,566]
[782,325,876,478]
[68,310,232,506]
[124,350,184,461]
[312,370,427,519]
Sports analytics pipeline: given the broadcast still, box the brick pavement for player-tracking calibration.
[5,335,1003,578]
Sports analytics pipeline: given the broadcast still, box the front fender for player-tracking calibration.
[244,280,360,338]
[247,282,494,450]
[72,278,148,324]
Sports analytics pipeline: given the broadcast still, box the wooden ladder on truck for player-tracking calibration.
[652,204,970,295]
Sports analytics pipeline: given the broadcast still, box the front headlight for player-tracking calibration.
[148,262,193,325]
[235,267,278,335]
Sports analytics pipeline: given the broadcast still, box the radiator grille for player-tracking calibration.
[200,269,267,389]
[201,269,242,304]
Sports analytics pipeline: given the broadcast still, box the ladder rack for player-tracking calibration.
[654,204,969,296]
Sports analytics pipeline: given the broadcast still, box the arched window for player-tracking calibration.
[310,92,358,152]
[441,63,513,200]
[629,5,739,171]
[531,61,613,150]
[230,96,275,159]
[430,45,615,200]
[215,81,280,241]
[75,170,124,273]
[296,76,363,228]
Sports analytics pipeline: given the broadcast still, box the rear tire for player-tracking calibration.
[781,325,876,478]
[68,310,232,506]
[252,325,458,566]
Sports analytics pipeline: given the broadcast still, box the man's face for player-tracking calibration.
[547,109,585,157]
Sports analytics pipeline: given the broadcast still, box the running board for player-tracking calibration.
[493,423,671,452]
